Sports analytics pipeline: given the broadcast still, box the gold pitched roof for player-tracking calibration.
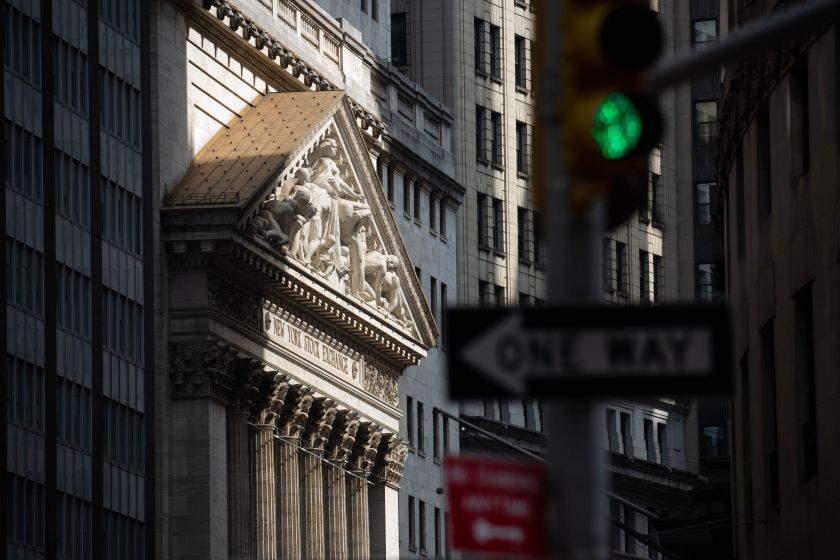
[168,90,344,206]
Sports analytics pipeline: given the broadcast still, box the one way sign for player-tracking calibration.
[447,305,732,398]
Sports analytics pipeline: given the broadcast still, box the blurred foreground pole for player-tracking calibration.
[534,0,608,558]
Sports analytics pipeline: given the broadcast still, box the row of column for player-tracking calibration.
[227,369,404,560]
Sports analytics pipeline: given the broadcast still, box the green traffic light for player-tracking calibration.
[591,92,643,159]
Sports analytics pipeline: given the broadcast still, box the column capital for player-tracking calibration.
[253,371,290,426]
[300,398,338,452]
[371,434,409,490]
[348,422,383,475]
[169,339,237,402]
[277,385,314,440]
[324,410,360,464]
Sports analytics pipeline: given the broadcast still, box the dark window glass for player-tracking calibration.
[391,13,408,69]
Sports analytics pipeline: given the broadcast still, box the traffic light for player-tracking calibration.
[561,0,663,226]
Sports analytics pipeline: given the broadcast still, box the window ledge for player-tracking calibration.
[475,70,489,79]
[417,449,427,458]
[491,163,505,172]
[404,211,413,220]
[414,218,422,227]
[493,249,507,259]
[491,75,503,86]
[408,545,418,553]
[519,258,532,267]
[478,244,493,253]
[433,457,441,465]
[439,235,448,244]
[534,262,546,271]
[476,157,490,166]
[517,171,530,180]
[516,85,529,95]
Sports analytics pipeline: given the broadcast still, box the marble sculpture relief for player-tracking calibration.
[250,135,415,334]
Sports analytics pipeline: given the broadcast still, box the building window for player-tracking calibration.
[391,13,408,70]
[491,111,504,166]
[694,100,718,143]
[492,197,505,253]
[515,35,527,88]
[477,193,489,249]
[791,56,810,178]
[434,507,442,556]
[653,255,663,303]
[519,293,531,307]
[697,263,715,302]
[701,425,728,458]
[640,250,650,303]
[430,277,438,323]
[479,280,489,308]
[606,409,618,451]
[756,102,772,218]
[494,284,505,308]
[474,19,487,76]
[371,0,378,21]
[414,181,422,221]
[419,500,427,552]
[644,418,656,461]
[360,0,367,14]
[518,207,530,262]
[433,411,440,460]
[794,284,817,480]
[440,282,448,349]
[616,242,628,293]
[407,396,415,448]
[657,423,669,465]
[439,198,447,238]
[475,105,488,162]
[696,182,713,225]
[533,215,545,266]
[429,192,437,231]
[417,401,425,454]
[620,411,633,455]
[693,19,717,44]
[490,24,502,80]
[54,37,89,116]
[603,238,615,292]
[761,319,780,505]
[404,176,412,215]
[516,121,529,174]
[408,496,416,549]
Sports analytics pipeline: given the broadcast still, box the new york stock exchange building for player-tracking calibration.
[151,1,457,559]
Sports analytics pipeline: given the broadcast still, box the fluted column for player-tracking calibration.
[323,411,360,560]
[227,364,261,560]
[346,423,383,560]
[275,385,314,560]
[253,373,290,560]
[370,435,409,560]
[299,398,338,559]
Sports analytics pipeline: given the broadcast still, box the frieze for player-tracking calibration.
[371,434,408,489]
[263,306,362,383]
[362,364,399,407]
[209,276,262,331]
[169,340,237,402]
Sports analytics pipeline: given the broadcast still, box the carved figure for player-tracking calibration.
[252,189,315,248]
[309,138,364,201]
[337,202,372,296]
[360,251,400,305]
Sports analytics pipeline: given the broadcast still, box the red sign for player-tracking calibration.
[445,455,548,558]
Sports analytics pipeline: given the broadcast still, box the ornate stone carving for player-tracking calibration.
[300,398,338,451]
[208,277,262,330]
[276,385,315,439]
[169,340,236,402]
[229,360,263,412]
[324,410,360,464]
[347,423,383,475]
[371,434,409,489]
[247,132,418,337]
[254,371,291,426]
[362,364,399,406]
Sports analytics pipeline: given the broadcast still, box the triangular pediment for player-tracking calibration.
[215,92,437,348]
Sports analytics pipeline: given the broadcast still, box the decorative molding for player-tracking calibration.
[347,422,383,475]
[277,385,315,439]
[300,398,338,451]
[324,410,360,464]
[362,364,398,406]
[209,276,263,331]
[229,360,265,412]
[204,0,387,139]
[371,434,408,489]
[169,340,238,402]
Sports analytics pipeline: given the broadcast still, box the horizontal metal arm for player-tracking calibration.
[649,0,840,90]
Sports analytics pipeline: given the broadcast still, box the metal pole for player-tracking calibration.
[649,0,840,90]
[535,0,608,558]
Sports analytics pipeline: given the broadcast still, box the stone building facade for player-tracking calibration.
[719,2,840,558]
[149,1,462,559]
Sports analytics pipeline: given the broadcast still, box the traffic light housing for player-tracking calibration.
[561,0,663,224]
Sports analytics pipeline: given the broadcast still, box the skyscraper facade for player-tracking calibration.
[4,0,153,557]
